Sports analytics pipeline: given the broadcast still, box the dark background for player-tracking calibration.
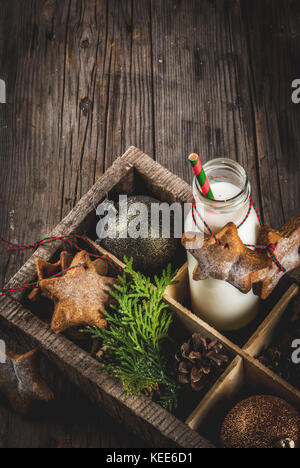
[0,0,299,448]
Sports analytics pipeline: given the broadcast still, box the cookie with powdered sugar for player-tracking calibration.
[253,215,300,299]
[182,223,271,294]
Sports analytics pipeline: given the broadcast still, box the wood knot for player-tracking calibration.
[80,39,90,49]
[80,97,91,117]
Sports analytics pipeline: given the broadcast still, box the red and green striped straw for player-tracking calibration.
[188,154,214,200]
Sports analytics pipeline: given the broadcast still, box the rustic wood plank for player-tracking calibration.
[238,0,300,226]
[0,331,148,448]
[150,0,262,213]
[104,0,154,168]
[151,0,300,229]
[52,0,110,205]
[0,0,109,285]
[0,0,31,288]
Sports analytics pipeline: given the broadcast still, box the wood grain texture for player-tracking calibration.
[239,0,300,226]
[0,332,149,449]
[151,0,262,206]
[0,0,299,448]
[151,0,300,225]
[104,0,154,167]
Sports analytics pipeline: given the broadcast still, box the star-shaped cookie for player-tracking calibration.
[182,223,271,294]
[39,251,116,334]
[0,349,54,415]
[66,250,109,276]
[253,215,300,299]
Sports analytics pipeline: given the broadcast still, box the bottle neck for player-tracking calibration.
[192,160,252,234]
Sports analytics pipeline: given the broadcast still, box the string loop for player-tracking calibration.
[0,235,123,296]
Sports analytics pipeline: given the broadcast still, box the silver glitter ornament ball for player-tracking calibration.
[100,195,180,273]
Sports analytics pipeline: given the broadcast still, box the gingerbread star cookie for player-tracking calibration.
[253,215,300,299]
[39,251,116,334]
[67,250,109,277]
[182,223,271,294]
[28,251,73,302]
[0,349,54,415]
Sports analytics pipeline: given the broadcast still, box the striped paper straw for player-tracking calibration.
[188,154,214,200]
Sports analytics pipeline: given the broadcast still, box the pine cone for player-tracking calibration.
[258,345,300,390]
[175,334,230,392]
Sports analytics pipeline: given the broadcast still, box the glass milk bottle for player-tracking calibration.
[185,158,261,331]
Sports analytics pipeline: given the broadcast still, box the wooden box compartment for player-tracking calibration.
[167,263,296,348]
[243,283,300,392]
[0,147,299,448]
[186,349,300,447]
[20,238,237,426]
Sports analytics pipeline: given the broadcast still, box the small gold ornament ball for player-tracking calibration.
[221,395,300,449]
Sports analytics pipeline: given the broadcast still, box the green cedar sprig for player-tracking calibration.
[84,257,179,412]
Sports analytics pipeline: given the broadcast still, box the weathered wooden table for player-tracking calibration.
[0,0,299,448]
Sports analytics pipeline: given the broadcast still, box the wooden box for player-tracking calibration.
[0,147,299,448]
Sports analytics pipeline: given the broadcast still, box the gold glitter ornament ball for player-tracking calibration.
[221,395,300,448]
[101,196,180,273]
